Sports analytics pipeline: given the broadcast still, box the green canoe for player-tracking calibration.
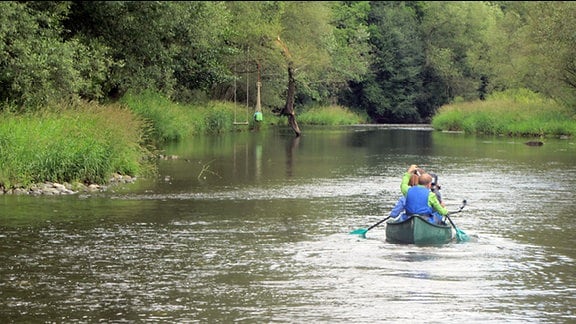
[385,215,453,245]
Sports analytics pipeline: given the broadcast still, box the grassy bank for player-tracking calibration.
[119,90,287,143]
[0,91,364,190]
[118,90,366,142]
[2,88,571,191]
[0,101,151,189]
[432,89,576,137]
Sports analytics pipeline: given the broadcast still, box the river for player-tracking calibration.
[1,125,574,323]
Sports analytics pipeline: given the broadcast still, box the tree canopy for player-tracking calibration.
[0,1,574,120]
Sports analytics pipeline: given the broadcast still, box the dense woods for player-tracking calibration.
[0,1,575,122]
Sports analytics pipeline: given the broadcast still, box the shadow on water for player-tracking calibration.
[1,126,575,322]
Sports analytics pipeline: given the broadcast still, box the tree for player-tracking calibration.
[223,1,371,134]
[276,36,301,136]
[494,2,576,108]
[274,1,334,136]
[324,1,372,105]
[417,1,499,103]
[346,1,424,123]
[529,1,576,108]
[65,1,233,101]
[0,1,110,109]
[218,1,285,109]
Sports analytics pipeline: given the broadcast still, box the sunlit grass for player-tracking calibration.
[120,90,286,142]
[432,89,576,137]
[0,101,153,188]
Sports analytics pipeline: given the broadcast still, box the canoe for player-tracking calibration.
[385,215,453,245]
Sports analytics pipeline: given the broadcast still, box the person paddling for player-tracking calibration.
[400,164,447,224]
[389,168,420,221]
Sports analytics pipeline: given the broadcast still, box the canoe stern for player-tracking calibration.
[386,215,453,245]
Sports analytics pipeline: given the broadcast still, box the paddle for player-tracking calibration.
[349,216,391,238]
[444,199,470,242]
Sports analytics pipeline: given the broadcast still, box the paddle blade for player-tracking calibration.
[455,228,470,242]
[349,228,368,238]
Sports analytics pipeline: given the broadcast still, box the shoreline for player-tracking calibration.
[0,173,136,196]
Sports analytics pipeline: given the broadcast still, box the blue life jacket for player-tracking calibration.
[405,186,433,215]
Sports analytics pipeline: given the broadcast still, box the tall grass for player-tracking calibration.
[120,90,195,143]
[432,89,576,137]
[0,101,152,188]
[120,90,283,142]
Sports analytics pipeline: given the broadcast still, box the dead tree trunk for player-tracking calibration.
[281,62,301,137]
[276,36,301,137]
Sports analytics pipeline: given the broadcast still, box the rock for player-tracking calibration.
[88,184,101,191]
[525,141,543,146]
[52,183,66,190]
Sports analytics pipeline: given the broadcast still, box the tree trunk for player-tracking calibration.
[281,62,301,137]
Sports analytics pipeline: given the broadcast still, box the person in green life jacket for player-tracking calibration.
[389,169,420,222]
[400,164,447,224]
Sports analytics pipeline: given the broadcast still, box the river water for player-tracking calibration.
[1,125,574,323]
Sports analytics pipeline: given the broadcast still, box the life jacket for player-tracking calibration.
[405,186,432,215]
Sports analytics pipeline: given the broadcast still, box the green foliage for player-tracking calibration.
[0,102,151,188]
[120,90,195,144]
[432,89,576,137]
[0,2,110,109]
[1,0,575,130]
[330,1,372,83]
[65,1,234,100]
[298,105,365,125]
[489,2,576,109]
[418,1,499,100]
[344,1,424,123]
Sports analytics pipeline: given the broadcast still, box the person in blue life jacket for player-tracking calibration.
[390,166,445,223]
[400,164,448,224]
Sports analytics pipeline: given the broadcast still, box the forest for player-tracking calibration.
[1,1,575,123]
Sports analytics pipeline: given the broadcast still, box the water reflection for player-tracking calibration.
[1,126,575,322]
[285,136,300,178]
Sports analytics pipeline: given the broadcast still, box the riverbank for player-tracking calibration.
[0,89,572,194]
[0,173,136,195]
[0,91,363,194]
[431,89,575,138]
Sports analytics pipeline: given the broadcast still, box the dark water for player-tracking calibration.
[1,126,575,323]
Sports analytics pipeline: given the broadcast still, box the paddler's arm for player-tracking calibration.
[400,164,418,196]
[428,192,448,215]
